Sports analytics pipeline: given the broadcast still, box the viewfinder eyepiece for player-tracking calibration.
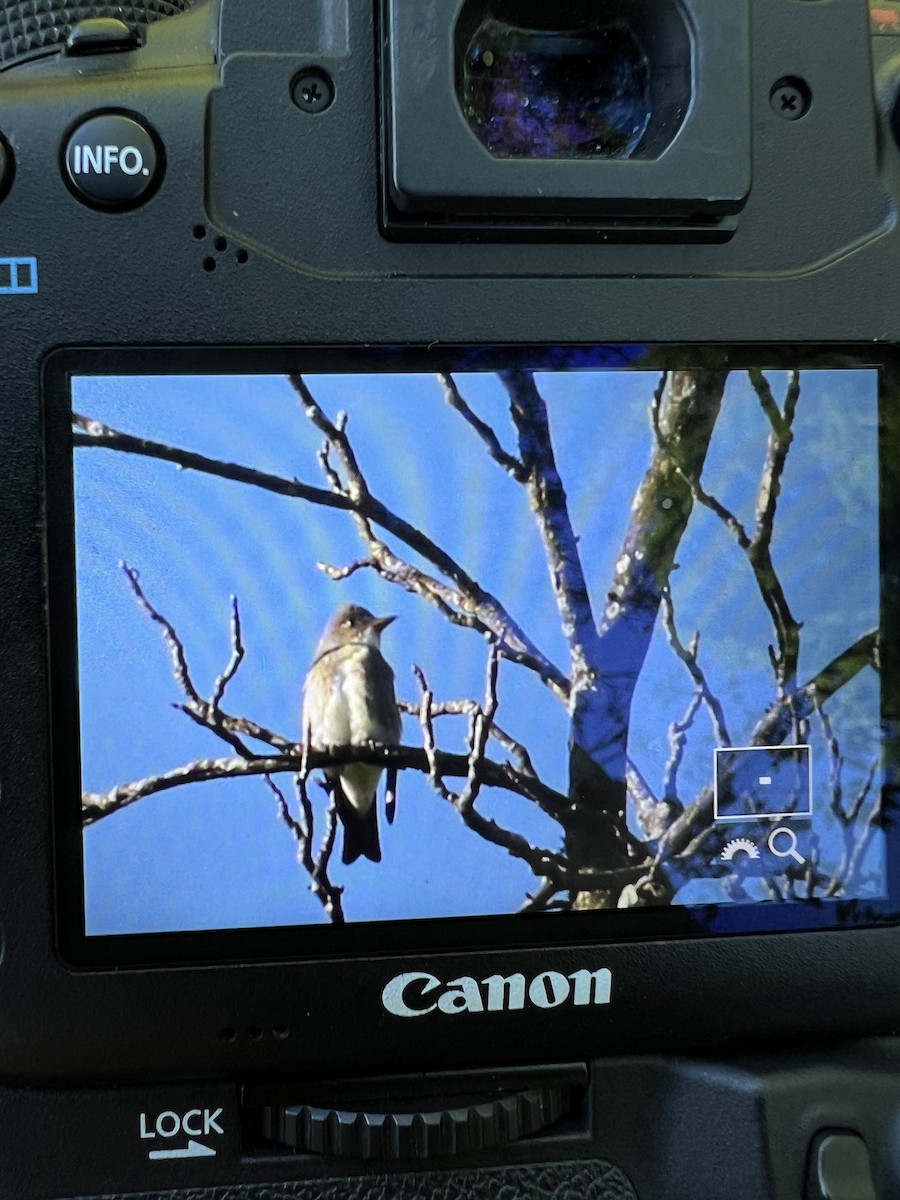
[460,18,651,161]
[383,0,752,234]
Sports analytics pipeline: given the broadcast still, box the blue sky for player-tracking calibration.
[72,367,883,933]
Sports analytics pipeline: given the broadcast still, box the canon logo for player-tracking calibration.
[382,967,612,1017]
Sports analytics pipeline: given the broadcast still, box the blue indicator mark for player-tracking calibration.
[0,256,38,295]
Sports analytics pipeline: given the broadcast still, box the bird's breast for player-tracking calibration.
[303,645,400,748]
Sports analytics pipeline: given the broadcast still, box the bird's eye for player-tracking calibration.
[342,618,353,628]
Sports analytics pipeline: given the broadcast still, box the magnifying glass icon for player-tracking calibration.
[767,826,806,865]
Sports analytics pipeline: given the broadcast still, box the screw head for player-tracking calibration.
[770,76,811,121]
[292,69,334,114]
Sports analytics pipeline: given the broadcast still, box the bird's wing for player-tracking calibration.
[365,649,403,742]
[385,765,398,825]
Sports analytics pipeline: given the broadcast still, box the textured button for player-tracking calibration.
[63,112,162,210]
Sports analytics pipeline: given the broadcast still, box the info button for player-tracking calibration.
[64,112,163,210]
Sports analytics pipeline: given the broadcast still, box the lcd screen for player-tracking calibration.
[67,358,887,937]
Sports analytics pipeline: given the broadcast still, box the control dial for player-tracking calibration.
[0,1,192,68]
[260,1082,573,1160]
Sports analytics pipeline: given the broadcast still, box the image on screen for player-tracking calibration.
[71,363,885,934]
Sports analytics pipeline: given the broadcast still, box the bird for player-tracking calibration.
[302,604,402,864]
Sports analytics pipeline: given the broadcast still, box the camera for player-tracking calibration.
[1,0,899,1196]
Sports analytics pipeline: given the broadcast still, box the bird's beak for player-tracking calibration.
[371,614,397,633]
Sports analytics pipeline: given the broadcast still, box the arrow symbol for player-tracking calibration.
[148,1140,217,1161]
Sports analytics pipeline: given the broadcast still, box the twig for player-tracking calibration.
[673,467,751,549]
[458,642,501,815]
[266,773,304,840]
[174,707,293,752]
[414,666,457,804]
[121,563,202,706]
[73,414,352,512]
[212,596,245,708]
[314,796,341,891]
[750,630,878,747]
[826,760,881,898]
[439,373,527,482]
[285,774,345,923]
[397,697,537,778]
[123,566,261,760]
[519,878,565,913]
[661,586,731,747]
[662,692,702,804]
[264,775,347,923]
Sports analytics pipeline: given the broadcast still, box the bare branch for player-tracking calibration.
[520,878,566,913]
[76,399,569,700]
[397,696,537,778]
[826,759,881,899]
[502,369,601,693]
[674,371,803,694]
[265,773,304,840]
[73,414,352,513]
[413,662,571,883]
[319,544,493,644]
[649,372,666,444]
[121,563,202,706]
[662,692,702,805]
[819,706,844,822]
[749,368,786,433]
[414,666,456,805]
[122,570,265,760]
[746,370,803,690]
[212,595,245,709]
[750,630,879,747]
[457,642,501,815]
[661,586,731,747]
[626,759,679,843]
[674,468,751,550]
[287,374,571,701]
[439,372,527,482]
[265,774,345,924]
[174,706,292,753]
[314,795,342,897]
[82,741,570,826]
[176,703,261,761]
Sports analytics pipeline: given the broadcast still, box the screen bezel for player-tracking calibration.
[44,343,900,970]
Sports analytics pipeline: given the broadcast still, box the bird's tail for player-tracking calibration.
[337,792,382,864]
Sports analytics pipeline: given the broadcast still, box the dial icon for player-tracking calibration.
[721,838,761,863]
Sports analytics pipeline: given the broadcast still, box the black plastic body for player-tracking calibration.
[2,0,900,1195]
[1,1042,899,1199]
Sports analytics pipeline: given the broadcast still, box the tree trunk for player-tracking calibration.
[566,370,730,904]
